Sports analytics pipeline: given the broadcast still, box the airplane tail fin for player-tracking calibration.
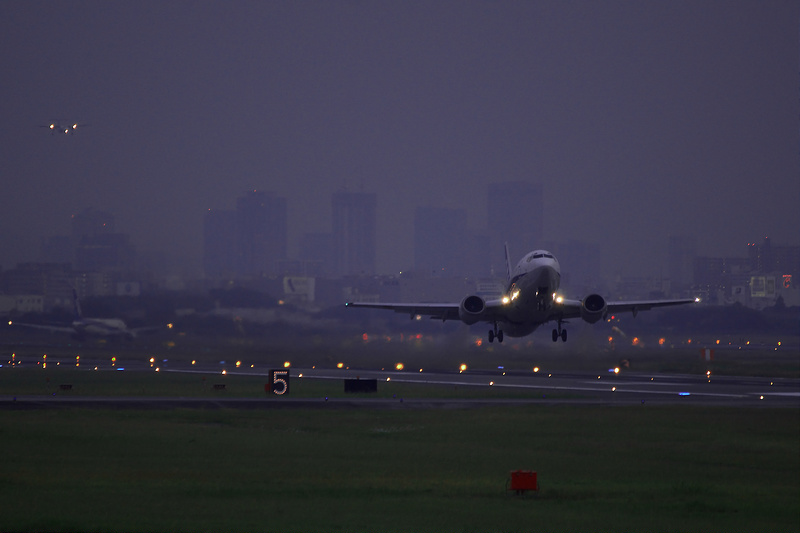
[504,242,512,284]
[72,288,82,321]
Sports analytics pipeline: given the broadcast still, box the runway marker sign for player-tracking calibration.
[269,369,290,395]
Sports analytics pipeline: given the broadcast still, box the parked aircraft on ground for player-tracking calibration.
[8,290,158,339]
[346,246,697,343]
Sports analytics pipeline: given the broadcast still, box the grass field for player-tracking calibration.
[1,340,798,532]
[1,368,799,532]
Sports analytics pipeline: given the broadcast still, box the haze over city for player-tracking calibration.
[2,1,798,281]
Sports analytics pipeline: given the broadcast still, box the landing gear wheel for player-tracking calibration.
[497,330,504,343]
[552,329,558,342]
[488,330,495,343]
[561,329,567,342]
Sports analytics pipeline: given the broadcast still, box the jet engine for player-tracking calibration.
[580,294,607,324]
[458,295,485,325]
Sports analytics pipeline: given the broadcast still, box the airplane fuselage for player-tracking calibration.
[497,250,561,337]
[73,318,131,338]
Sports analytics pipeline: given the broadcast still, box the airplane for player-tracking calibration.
[345,245,697,343]
[8,289,159,339]
[40,121,87,135]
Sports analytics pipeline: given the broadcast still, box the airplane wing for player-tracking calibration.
[345,302,460,321]
[553,297,697,320]
[7,321,75,334]
[605,298,698,316]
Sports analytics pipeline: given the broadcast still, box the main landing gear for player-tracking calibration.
[552,319,567,342]
[488,323,504,343]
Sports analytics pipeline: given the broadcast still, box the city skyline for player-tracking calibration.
[2,2,797,278]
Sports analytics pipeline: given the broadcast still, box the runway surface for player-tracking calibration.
[287,366,800,407]
[2,361,798,409]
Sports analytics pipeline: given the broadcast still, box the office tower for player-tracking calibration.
[203,208,237,278]
[668,234,697,291]
[414,206,467,277]
[487,181,543,274]
[235,190,287,277]
[332,190,376,276]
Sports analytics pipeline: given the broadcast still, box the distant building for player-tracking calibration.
[668,234,697,292]
[1,262,73,311]
[748,237,800,278]
[543,239,603,294]
[236,190,287,277]
[74,233,136,273]
[68,208,136,274]
[203,209,237,278]
[414,207,468,277]
[72,207,115,240]
[203,191,288,279]
[299,232,334,276]
[487,181,542,275]
[332,190,376,276]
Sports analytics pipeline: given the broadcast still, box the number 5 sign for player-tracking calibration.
[268,369,290,395]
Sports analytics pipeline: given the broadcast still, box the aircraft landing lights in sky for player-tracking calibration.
[41,121,87,135]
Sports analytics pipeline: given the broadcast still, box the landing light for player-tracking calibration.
[459,364,467,373]
[555,296,563,304]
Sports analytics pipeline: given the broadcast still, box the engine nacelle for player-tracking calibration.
[580,293,607,324]
[459,295,485,325]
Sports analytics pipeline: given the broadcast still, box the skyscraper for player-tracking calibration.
[332,190,376,276]
[487,181,543,274]
[203,191,287,279]
[203,208,237,278]
[236,190,287,277]
[668,234,697,291]
[414,206,467,277]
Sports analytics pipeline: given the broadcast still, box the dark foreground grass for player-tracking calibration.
[0,405,797,532]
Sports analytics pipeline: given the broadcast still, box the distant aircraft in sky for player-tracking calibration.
[346,245,697,343]
[8,289,159,339]
[40,121,87,135]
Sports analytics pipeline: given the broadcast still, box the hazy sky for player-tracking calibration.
[2,1,798,277]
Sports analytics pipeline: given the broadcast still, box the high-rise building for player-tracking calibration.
[299,232,334,276]
[668,234,697,291]
[203,209,237,278]
[71,207,115,240]
[202,191,287,279]
[235,190,287,277]
[487,181,543,275]
[332,190,376,276]
[414,207,467,277]
[70,208,135,273]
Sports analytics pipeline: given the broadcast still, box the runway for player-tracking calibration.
[283,366,800,407]
[3,361,797,409]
